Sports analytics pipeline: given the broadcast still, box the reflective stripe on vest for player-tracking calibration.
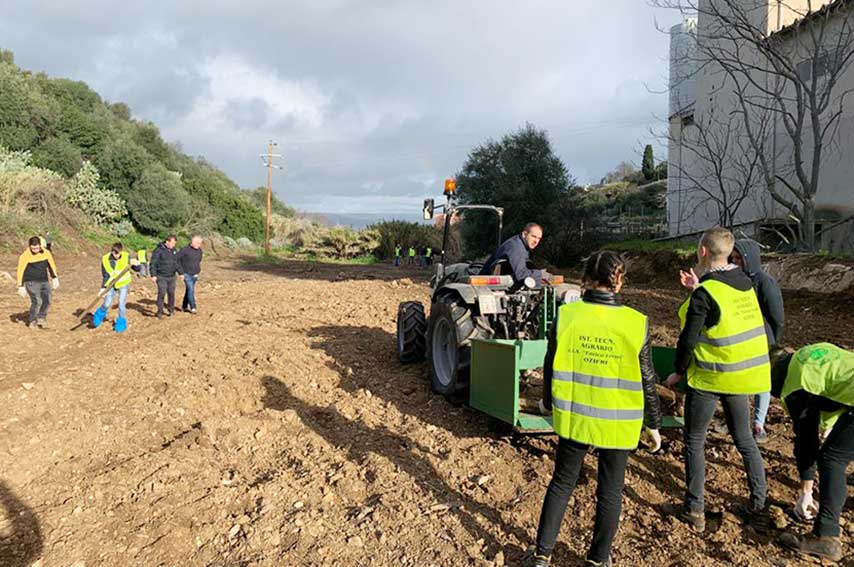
[781,343,854,430]
[678,279,770,395]
[425,248,432,257]
[102,252,132,289]
[551,301,648,450]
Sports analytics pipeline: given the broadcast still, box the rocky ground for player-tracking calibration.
[0,254,852,567]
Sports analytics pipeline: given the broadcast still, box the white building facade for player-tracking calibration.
[666,0,854,252]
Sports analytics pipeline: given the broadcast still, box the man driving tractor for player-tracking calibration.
[480,222,548,283]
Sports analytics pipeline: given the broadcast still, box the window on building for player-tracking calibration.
[797,47,843,83]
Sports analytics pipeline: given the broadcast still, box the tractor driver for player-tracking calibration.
[480,222,549,284]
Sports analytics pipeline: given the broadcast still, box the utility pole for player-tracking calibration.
[259,141,283,255]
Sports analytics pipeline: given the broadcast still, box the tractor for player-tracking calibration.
[396,179,580,431]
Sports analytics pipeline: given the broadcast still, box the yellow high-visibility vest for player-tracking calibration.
[138,249,147,263]
[781,343,854,431]
[102,251,132,289]
[552,301,647,449]
[678,279,770,395]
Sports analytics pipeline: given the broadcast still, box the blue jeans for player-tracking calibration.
[753,392,771,429]
[182,274,198,310]
[101,285,128,319]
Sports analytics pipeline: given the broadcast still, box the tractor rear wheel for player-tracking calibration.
[427,293,488,398]
[397,301,427,363]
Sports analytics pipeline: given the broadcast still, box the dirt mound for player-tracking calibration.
[0,256,851,566]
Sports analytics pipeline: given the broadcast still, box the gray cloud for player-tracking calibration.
[1,1,681,213]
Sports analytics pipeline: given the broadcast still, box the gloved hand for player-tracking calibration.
[642,427,662,453]
[51,277,60,290]
[17,286,27,298]
[794,490,818,522]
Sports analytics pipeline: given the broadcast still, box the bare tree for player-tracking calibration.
[655,0,854,249]
[669,110,766,227]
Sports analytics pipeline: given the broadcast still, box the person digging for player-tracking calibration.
[92,242,141,333]
[771,343,853,563]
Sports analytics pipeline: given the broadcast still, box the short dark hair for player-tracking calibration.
[111,242,123,253]
[28,236,41,246]
[165,235,177,243]
[583,250,626,291]
[523,222,542,233]
[770,349,794,398]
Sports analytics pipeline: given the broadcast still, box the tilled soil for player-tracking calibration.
[0,255,852,567]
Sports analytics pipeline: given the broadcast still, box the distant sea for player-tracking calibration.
[303,212,428,229]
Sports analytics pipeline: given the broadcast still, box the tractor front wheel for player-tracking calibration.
[397,301,427,363]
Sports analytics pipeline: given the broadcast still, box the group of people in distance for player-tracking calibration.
[14,234,204,333]
[393,244,432,267]
[482,224,850,565]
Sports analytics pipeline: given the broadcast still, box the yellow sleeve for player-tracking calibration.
[46,251,58,278]
[16,252,26,287]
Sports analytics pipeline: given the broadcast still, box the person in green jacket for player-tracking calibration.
[771,344,854,562]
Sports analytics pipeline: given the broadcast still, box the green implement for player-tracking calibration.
[469,342,684,433]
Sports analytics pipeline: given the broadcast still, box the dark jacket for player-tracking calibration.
[674,266,755,375]
[542,289,663,430]
[149,242,181,278]
[784,390,849,481]
[733,239,784,346]
[479,234,543,282]
[177,245,203,276]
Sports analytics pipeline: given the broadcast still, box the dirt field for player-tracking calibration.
[0,255,852,567]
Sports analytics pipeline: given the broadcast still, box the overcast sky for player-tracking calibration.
[1,1,681,214]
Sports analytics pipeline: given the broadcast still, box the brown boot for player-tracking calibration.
[780,533,843,562]
[662,502,706,532]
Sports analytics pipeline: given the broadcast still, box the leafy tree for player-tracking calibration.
[57,105,102,154]
[0,49,13,65]
[642,144,655,181]
[127,163,191,233]
[368,220,439,260]
[32,137,82,177]
[65,162,127,225]
[456,124,571,259]
[96,136,151,198]
[0,62,39,150]
[133,122,171,163]
[108,102,131,121]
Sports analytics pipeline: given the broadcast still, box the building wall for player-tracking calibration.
[666,0,854,250]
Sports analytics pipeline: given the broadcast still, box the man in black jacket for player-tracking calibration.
[480,223,549,283]
[177,235,203,314]
[732,239,785,444]
[149,235,181,319]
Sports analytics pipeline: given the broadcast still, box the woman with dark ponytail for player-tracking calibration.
[526,251,663,567]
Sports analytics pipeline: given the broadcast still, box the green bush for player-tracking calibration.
[242,186,296,217]
[368,219,440,260]
[32,137,82,177]
[96,136,151,198]
[127,163,191,233]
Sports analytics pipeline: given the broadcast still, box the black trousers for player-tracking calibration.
[535,437,629,563]
[815,409,854,537]
[683,386,767,512]
[156,276,176,314]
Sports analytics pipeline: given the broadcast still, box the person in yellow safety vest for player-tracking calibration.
[92,242,140,333]
[407,245,416,266]
[526,251,662,567]
[137,248,149,277]
[770,344,854,562]
[425,246,432,267]
[663,227,770,533]
[394,244,402,267]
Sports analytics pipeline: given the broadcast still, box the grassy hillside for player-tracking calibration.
[0,48,265,246]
